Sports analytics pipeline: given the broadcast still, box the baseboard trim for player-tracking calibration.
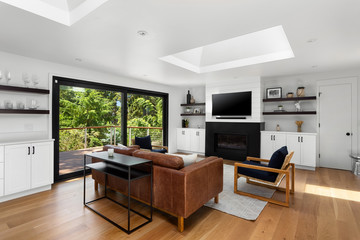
[0,185,52,203]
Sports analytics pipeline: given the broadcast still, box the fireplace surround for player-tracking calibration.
[206,122,264,161]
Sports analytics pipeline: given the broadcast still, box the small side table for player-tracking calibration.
[84,152,153,234]
[349,154,360,176]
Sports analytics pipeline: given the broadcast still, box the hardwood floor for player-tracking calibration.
[0,162,360,240]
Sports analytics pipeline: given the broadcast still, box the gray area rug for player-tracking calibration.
[205,164,275,221]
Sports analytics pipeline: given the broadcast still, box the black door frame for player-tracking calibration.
[52,76,169,182]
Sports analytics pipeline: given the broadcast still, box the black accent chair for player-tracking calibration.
[133,135,168,153]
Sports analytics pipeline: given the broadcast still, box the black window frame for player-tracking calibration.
[52,76,168,182]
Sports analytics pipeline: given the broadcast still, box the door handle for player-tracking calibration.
[346,132,351,136]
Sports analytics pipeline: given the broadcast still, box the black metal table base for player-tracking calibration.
[83,154,153,234]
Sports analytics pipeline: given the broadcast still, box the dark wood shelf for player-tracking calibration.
[263,111,317,115]
[0,109,50,114]
[181,113,205,116]
[180,103,205,106]
[0,85,50,94]
[263,96,316,102]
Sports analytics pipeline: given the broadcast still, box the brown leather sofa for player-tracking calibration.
[91,145,223,232]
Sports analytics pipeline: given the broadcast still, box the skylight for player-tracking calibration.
[160,26,294,73]
[0,0,109,26]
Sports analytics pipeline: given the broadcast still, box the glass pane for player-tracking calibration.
[127,94,163,146]
[59,86,122,175]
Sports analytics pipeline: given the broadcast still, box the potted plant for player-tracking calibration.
[278,105,284,111]
[184,119,189,128]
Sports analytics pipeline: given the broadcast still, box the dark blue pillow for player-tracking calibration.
[268,146,288,169]
[237,161,277,182]
[151,148,167,154]
[135,135,152,150]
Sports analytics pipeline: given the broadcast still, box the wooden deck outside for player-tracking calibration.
[59,147,103,175]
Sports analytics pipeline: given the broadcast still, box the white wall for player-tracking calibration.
[205,76,263,123]
[180,87,206,129]
[0,51,183,152]
[263,69,360,154]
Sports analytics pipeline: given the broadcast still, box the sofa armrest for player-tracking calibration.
[153,157,223,218]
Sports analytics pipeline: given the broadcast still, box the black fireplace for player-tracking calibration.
[206,122,264,161]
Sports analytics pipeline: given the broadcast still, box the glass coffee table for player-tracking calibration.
[83,151,153,234]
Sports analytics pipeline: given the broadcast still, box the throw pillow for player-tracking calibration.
[166,153,198,166]
[135,135,152,150]
[117,143,128,149]
[268,146,288,169]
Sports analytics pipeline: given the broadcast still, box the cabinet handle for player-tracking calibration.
[271,135,273,141]
[28,147,30,155]
[196,131,199,136]
[298,136,300,142]
[301,137,303,142]
[182,131,185,135]
[274,135,276,141]
[33,146,35,155]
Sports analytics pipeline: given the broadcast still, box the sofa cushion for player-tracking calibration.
[152,148,167,154]
[166,153,198,166]
[103,145,137,156]
[135,135,152,150]
[133,150,184,169]
[237,161,277,182]
[268,146,288,169]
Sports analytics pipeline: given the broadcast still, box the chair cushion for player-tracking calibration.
[268,146,288,169]
[135,135,152,150]
[152,148,167,154]
[133,150,184,169]
[237,161,277,182]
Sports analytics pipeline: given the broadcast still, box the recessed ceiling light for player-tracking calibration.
[137,30,148,37]
[75,58,82,62]
[307,38,317,43]
[311,65,318,68]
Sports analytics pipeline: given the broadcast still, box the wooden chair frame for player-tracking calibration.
[234,152,295,207]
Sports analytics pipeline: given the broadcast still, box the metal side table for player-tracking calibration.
[84,151,153,234]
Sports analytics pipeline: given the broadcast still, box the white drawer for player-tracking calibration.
[0,163,3,178]
[0,146,4,163]
[0,179,3,196]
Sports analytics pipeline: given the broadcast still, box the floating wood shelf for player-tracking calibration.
[180,103,205,106]
[0,109,50,114]
[181,113,205,116]
[0,85,50,94]
[263,96,316,102]
[263,111,316,115]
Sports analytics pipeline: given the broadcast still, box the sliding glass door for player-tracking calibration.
[52,76,168,181]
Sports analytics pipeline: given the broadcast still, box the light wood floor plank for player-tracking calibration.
[0,163,359,239]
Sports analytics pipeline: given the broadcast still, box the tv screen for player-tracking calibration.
[212,91,252,116]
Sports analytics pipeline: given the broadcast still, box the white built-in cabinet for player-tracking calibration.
[0,146,4,196]
[286,133,317,167]
[260,132,286,159]
[261,131,317,168]
[177,128,205,153]
[1,140,54,197]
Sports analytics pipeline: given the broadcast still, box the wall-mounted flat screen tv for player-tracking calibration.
[212,91,252,116]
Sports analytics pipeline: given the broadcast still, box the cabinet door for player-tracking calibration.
[31,142,53,188]
[4,144,31,195]
[199,129,205,153]
[261,132,274,159]
[176,129,185,150]
[286,134,301,165]
[273,133,287,151]
[301,135,316,167]
[190,129,205,153]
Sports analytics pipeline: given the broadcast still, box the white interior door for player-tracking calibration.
[319,83,352,170]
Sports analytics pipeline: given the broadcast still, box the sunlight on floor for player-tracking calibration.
[305,184,360,202]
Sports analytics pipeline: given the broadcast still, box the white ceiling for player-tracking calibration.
[0,0,359,86]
